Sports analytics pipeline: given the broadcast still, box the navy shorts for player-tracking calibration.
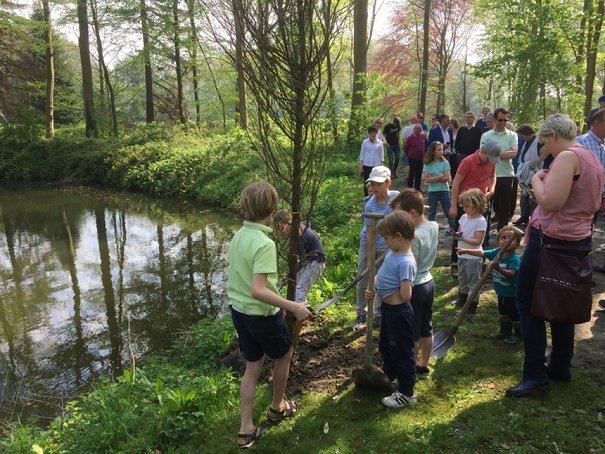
[230,307,292,362]
[410,280,435,340]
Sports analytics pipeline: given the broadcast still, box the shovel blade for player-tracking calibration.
[431,329,457,359]
[352,366,392,393]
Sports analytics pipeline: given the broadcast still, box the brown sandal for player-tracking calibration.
[266,400,299,423]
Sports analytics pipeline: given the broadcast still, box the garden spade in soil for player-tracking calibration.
[352,213,392,393]
[431,225,524,359]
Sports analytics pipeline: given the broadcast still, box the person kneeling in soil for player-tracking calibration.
[365,211,418,408]
[273,210,325,305]
[457,226,522,343]
[228,181,311,449]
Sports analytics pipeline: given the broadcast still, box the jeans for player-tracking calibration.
[516,228,590,381]
[387,144,400,176]
[427,191,456,229]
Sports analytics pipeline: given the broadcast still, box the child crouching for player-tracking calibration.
[366,211,417,408]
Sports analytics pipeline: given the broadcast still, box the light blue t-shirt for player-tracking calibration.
[360,190,400,250]
[375,251,416,301]
[484,248,521,298]
[412,221,439,285]
[423,160,451,192]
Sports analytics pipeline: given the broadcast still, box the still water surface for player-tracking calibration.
[0,186,236,424]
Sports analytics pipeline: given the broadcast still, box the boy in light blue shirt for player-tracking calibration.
[366,210,417,408]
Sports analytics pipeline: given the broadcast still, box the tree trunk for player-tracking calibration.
[187,0,201,128]
[233,1,248,129]
[348,0,368,144]
[140,0,154,123]
[583,0,604,126]
[418,0,431,115]
[173,0,186,124]
[42,0,54,138]
[90,0,118,136]
[76,0,97,137]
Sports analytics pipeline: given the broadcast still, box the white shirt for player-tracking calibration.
[359,138,384,166]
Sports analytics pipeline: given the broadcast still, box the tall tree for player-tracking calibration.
[186,0,201,127]
[90,0,118,135]
[76,0,97,136]
[172,0,186,124]
[232,0,248,128]
[42,0,55,138]
[583,0,604,127]
[419,0,430,115]
[348,0,368,144]
[139,0,154,122]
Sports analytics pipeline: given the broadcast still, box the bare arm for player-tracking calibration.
[491,262,517,278]
[399,280,412,303]
[456,248,485,258]
[531,151,578,211]
[462,229,485,246]
[486,174,497,199]
[449,173,463,217]
[251,273,311,320]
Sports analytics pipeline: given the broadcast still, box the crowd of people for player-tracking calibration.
[226,97,605,448]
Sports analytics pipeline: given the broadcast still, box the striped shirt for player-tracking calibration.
[576,131,605,195]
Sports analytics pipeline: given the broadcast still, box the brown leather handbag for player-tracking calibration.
[531,243,593,324]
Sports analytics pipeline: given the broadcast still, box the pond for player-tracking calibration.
[0,186,236,425]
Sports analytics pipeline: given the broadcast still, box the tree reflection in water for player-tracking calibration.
[0,186,234,425]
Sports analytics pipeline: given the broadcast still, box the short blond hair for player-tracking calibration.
[377,211,415,241]
[497,225,522,246]
[458,188,486,214]
[239,181,278,221]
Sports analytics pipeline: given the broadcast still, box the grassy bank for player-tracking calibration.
[1,126,604,453]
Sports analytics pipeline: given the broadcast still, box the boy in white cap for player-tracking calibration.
[353,166,400,329]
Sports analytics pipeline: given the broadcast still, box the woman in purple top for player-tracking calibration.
[404,124,427,190]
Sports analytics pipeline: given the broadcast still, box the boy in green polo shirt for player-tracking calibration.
[228,181,311,449]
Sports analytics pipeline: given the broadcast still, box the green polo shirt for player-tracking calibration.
[480,129,518,177]
[228,221,280,316]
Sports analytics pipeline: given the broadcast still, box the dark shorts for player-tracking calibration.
[230,307,292,362]
[410,280,435,340]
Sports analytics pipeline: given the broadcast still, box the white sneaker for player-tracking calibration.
[381,391,417,408]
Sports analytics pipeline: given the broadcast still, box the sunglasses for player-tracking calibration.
[496,119,507,123]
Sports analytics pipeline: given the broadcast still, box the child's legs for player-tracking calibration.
[427,192,438,221]
[295,261,325,303]
[378,305,395,380]
[500,295,518,322]
[438,191,455,229]
[457,258,471,294]
[382,303,416,396]
[240,358,264,433]
[464,259,483,313]
[271,347,294,410]
[410,280,435,367]
[355,244,369,318]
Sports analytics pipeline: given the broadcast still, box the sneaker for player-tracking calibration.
[381,391,417,408]
[351,315,366,330]
[416,365,430,375]
[444,228,463,239]
[599,299,605,310]
[503,334,521,344]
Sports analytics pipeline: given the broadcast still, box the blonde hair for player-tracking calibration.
[239,181,278,221]
[538,114,578,141]
[497,225,522,246]
[423,141,445,164]
[377,211,416,241]
[458,188,487,214]
[389,188,425,215]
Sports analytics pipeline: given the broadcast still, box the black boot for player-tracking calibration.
[506,379,550,397]
[455,293,467,308]
[490,316,512,339]
[504,321,521,344]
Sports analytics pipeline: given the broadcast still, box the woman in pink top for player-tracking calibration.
[404,124,427,190]
[506,114,604,398]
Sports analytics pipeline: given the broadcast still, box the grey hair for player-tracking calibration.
[538,114,578,141]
